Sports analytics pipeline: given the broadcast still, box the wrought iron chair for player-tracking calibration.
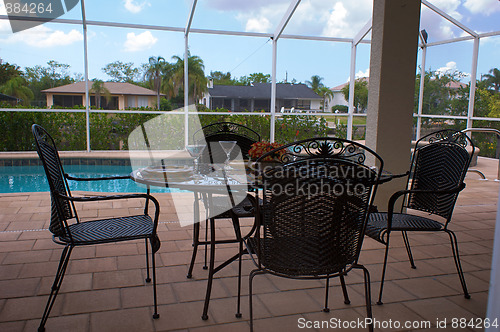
[186,122,260,320]
[244,137,383,332]
[32,124,161,332]
[365,129,474,305]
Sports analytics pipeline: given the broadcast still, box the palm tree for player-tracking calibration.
[482,68,500,93]
[171,53,208,104]
[144,56,166,108]
[317,86,334,111]
[0,76,34,105]
[305,75,325,94]
[90,80,111,109]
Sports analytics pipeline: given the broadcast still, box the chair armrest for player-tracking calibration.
[390,171,410,179]
[386,183,466,229]
[65,174,131,181]
[55,192,160,230]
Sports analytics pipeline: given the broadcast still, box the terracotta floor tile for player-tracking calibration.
[3,249,51,265]
[0,172,497,331]
[68,257,118,274]
[0,277,40,298]
[171,279,229,303]
[25,313,89,332]
[0,321,26,332]
[392,277,460,299]
[189,321,249,332]
[403,297,479,325]
[152,302,214,330]
[91,307,154,332]
[255,290,323,316]
[62,289,121,315]
[95,242,140,258]
[93,269,145,289]
[39,273,93,295]
[0,296,62,322]
[121,283,177,308]
[303,308,367,331]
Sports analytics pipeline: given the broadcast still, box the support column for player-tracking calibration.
[365,0,421,208]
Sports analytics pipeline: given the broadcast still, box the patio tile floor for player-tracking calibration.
[0,157,498,331]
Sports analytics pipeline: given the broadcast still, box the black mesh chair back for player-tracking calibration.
[245,137,383,331]
[187,122,261,320]
[258,157,379,276]
[32,124,161,331]
[406,131,472,223]
[194,122,260,166]
[33,124,75,237]
[365,129,474,305]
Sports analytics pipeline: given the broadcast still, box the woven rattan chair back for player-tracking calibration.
[32,124,75,237]
[259,157,379,276]
[405,130,474,223]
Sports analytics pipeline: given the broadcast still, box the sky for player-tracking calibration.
[0,0,499,88]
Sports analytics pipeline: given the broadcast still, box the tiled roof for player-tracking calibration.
[331,77,369,91]
[42,81,158,96]
[208,83,322,99]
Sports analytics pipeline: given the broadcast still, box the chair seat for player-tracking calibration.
[59,214,155,245]
[365,212,444,243]
[247,237,349,277]
[210,196,259,219]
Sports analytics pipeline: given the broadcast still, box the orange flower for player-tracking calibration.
[248,141,284,161]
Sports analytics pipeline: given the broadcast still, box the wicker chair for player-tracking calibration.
[244,137,384,332]
[365,129,474,305]
[32,124,161,332]
[187,122,260,320]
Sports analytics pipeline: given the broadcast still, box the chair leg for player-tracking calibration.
[377,234,391,305]
[358,264,374,332]
[38,245,73,332]
[187,220,200,279]
[446,230,471,299]
[323,277,330,312]
[231,214,243,318]
[145,238,151,282]
[202,218,216,320]
[203,217,208,270]
[340,274,351,304]
[151,241,160,319]
[249,269,265,332]
[402,231,416,269]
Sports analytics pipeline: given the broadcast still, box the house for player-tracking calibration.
[327,77,370,112]
[201,83,322,112]
[326,77,468,113]
[42,81,159,110]
[0,92,20,105]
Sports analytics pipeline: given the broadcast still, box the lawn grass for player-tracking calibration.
[316,115,367,125]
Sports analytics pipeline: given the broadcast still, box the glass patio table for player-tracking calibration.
[130,165,256,320]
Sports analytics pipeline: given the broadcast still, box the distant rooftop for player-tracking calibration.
[42,82,157,96]
[208,83,322,100]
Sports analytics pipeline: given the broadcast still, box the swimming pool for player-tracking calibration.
[0,165,178,193]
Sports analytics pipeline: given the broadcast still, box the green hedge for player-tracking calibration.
[0,106,329,151]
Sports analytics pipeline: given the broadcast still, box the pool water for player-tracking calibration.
[0,165,177,194]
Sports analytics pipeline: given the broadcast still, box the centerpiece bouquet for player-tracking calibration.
[248,141,285,162]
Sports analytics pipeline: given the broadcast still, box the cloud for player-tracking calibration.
[355,68,369,79]
[208,0,289,12]
[436,61,458,75]
[245,17,272,33]
[232,0,372,37]
[124,31,157,52]
[0,25,82,47]
[124,0,149,14]
[464,0,500,15]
